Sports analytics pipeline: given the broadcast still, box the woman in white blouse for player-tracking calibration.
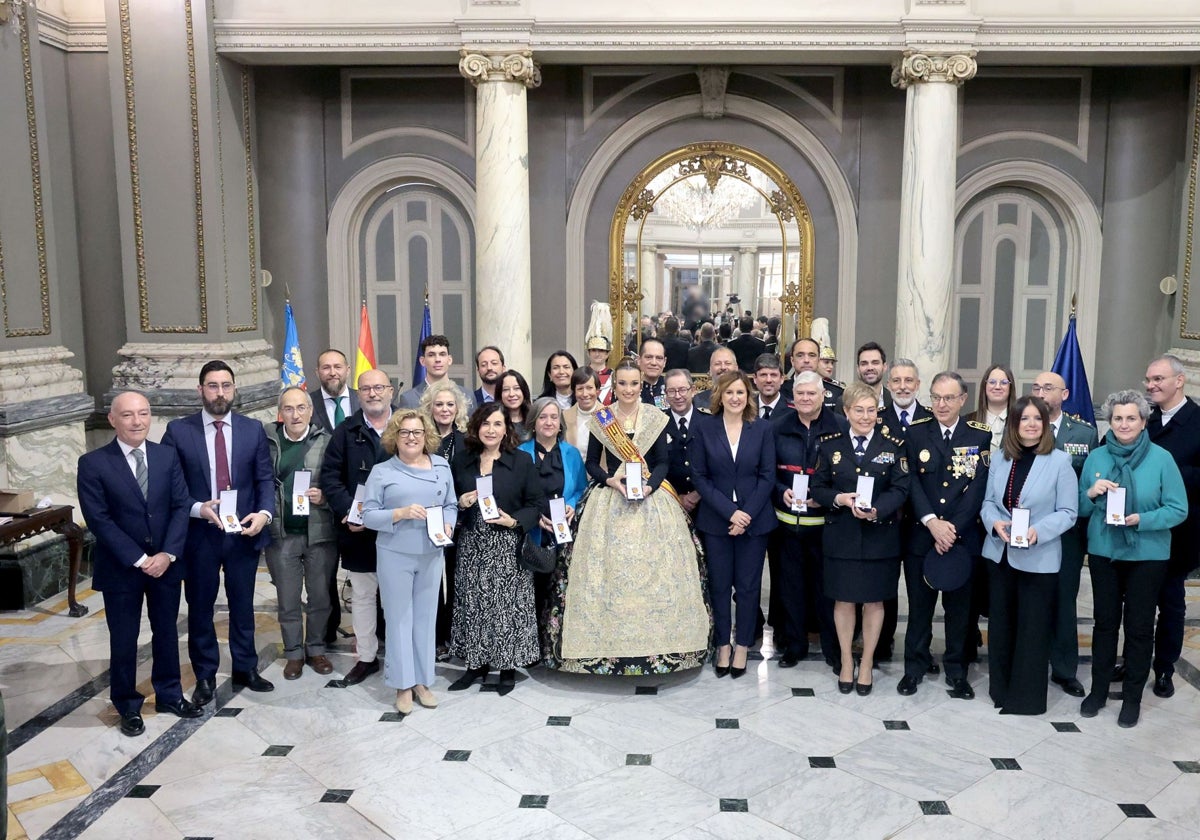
[971,363,1015,452]
[562,368,600,455]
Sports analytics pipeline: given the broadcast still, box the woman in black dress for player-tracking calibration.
[499,370,534,444]
[448,403,544,695]
[538,351,579,411]
[811,382,911,695]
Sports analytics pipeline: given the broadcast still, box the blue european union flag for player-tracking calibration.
[1051,315,1094,426]
[281,301,306,389]
[412,298,432,387]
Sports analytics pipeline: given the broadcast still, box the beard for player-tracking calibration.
[202,393,231,416]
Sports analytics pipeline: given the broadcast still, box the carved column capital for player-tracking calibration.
[891,51,977,89]
[459,50,541,88]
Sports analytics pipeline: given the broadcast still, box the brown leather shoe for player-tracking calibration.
[307,655,334,675]
[283,659,304,680]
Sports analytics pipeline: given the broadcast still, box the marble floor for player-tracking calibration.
[3,569,1199,840]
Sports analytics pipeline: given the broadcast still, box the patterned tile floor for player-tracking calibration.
[3,571,1199,840]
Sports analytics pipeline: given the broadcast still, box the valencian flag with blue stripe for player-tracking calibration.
[412,292,432,388]
[1051,313,1095,426]
[280,300,306,389]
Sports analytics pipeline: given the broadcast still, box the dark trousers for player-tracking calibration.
[1050,527,1087,680]
[435,546,458,647]
[1089,555,1168,703]
[705,532,769,648]
[1152,571,1188,678]
[903,553,971,680]
[324,557,342,643]
[104,581,185,717]
[764,529,787,643]
[778,525,837,662]
[185,537,261,679]
[965,555,990,663]
[987,555,1056,714]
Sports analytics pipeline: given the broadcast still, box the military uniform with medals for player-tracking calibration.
[1051,411,1098,687]
[901,416,991,690]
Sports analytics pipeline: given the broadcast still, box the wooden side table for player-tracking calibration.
[0,505,88,616]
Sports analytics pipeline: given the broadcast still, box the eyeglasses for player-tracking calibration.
[665,388,691,397]
[986,379,1011,387]
[1144,375,1174,386]
[359,384,392,394]
[203,382,235,393]
[1030,384,1060,394]
[396,429,425,438]
[930,394,965,405]
[848,406,878,416]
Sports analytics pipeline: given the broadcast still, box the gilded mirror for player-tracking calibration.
[608,142,815,365]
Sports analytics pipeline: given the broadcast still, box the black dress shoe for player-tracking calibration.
[947,677,975,700]
[232,670,275,692]
[1153,673,1175,698]
[1110,663,1127,683]
[730,665,747,679]
[119,713,145,737]
[496,669,516,697]
[838,680,854,694]
[855,680,873,696]
[778,654,800,669]
[192,677,215,706]
[341,659,380,686]
[1118,699,1141,728]
[897,675,921,696]
[1080,692,1106,717]
[927,662,941,676]
[1051,675,1087,698]
[714,663,730,678]
[448,666,489,691]
[155,698,204,719]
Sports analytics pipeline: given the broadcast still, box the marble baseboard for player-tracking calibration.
[0,532,93,609]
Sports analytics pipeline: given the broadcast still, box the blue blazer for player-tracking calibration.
[518,439,587,546]
[161,411,276,552]
[981,448,1078,573]
[362,454,458,556]
[689,415,777,537]
[77,439,191,591]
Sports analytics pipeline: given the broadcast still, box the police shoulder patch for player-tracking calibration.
[819,431,842,443]
[908,416,933,426]
[883,432,904,448]
[1068,413,1095,427]
[967,420,991,432]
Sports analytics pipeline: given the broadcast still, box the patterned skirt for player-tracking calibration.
[451,507,539,670]
[544,485,712,675]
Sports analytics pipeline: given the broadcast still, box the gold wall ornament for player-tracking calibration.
[1179,69,1199,340]
[458,50,541,88]
[608,141,815,366]
[1,0,52,338]
[119,0,208,334]
[891,51,978,90]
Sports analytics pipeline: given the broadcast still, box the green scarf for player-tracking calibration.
[1103,428,1151,550]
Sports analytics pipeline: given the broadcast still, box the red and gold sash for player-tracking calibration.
[592,406,680,504]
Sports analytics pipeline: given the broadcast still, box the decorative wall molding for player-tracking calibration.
[955,160,1103,378]
[581,68,688,133]
[696,66,730,119]
[959,68,1092,163]
[36,8,107,52]
[339,68,474,159]
[1179,69,1199,341]
[737,68,845,133]
[892,52,977,88]
[459,50,541,87]
[565,93,859,365]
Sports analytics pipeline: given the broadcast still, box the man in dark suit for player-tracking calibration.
[659,317,691,371]
[687,322,719,374]
[1142,354,1200,699]
[161,360,277,705]
[1032,370,1098,697]
[726,316,767,373]
[77,391,203,735]
[311,349,359,434]
[473,345,506,405]
[663,369,707,517]
[898,371,991,700]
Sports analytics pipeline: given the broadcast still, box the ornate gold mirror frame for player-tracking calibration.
[607,142,815,366]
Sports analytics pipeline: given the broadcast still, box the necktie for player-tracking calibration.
[944,428,952,443]
[762,404,772,420]
[678,416,688,438]
[900,409,908,429]
[131,448,148,499]
[333,396,346,426]
[214,420,232,492]
[853,435,866,463]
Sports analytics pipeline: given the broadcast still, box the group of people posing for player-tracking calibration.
[78,327,1198,736]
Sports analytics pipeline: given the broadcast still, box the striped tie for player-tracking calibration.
[131,448,148,499]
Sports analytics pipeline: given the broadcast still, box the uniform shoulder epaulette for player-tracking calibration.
[819,431,842,442]
[908,416,933,425]
[882,432,904,447]
[696,406,712,415]
[1067,413,1094,427]
[966,420,991,432]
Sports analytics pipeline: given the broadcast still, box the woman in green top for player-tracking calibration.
[1078,389,1187,728]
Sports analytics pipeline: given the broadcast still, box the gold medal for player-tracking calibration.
[919,449,930,463]
[832,451,842,465]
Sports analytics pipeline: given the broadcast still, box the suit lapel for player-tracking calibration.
[106,440,146,506]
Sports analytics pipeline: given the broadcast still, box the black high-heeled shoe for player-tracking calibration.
[714,662,730,678]
[855,680,873,696]
[448,666,489,691]
[496,669,517,697]
[730,665,747,679]
[838,679,854,694]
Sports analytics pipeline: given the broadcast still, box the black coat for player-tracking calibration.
[903,417,991,557]
[319,410,389,573]
[664,409,712,496]
[451,447,544,534]
[687,341,718,374]
[661,336,691,372]
[811,429,911,559]
[771,407,849,517]
[1148,397,1200,574]
[311,389,361,434]
[727,334,767,373]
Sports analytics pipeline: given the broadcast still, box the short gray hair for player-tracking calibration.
[794,370,823,388]
[1150,353,1185,377]
[277,386,312,410]
[664,368,694,388]
[525,396,563,436]
[1103,389,1151,422]
[890,358,919,377]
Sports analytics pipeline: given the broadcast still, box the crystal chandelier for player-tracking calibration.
[648,171,759,235]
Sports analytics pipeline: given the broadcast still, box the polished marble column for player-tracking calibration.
[737,246,758,315]
[640,246,659,316]
[460,50,540,378]
[891,52,976,376]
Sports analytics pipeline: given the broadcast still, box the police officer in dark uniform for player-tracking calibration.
[898,371,991,700]
[811,382,911,694]
[662,368,708,517]
[781,338,843,416]
[772,370,849,670]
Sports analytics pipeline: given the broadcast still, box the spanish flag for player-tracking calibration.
[354,302,376,388]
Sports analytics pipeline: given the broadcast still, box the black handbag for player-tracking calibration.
[519,532,557,574]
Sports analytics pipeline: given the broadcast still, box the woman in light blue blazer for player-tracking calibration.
[981,396,1078,715]
[362,409,457,716]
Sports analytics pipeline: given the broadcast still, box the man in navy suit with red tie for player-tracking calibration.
[77,392,203,736]
[161,361,276,705]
